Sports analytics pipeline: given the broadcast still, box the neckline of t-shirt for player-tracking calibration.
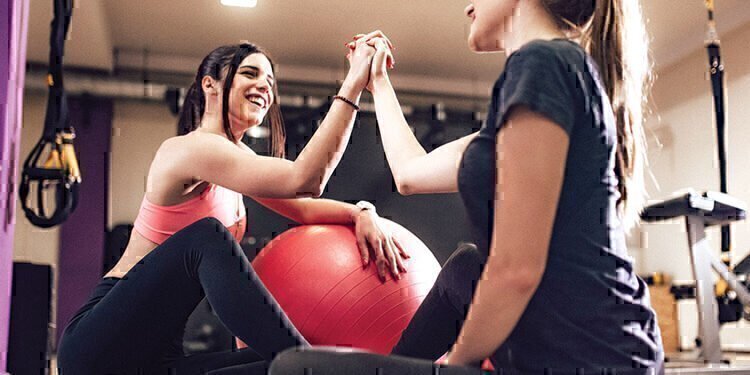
[506,38,581,61]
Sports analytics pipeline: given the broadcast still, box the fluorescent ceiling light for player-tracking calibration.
[221,0,257,8]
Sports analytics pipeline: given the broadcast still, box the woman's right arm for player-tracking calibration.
[167,42,375,199]
[365,34,477,195]
[371,75,477,195]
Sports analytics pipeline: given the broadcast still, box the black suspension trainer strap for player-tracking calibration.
[705,0,731,270]
[19,0,79,228]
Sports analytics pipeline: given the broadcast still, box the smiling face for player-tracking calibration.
[464,0,520,52]
[226,53,276,132]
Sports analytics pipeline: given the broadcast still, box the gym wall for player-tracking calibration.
[638,20,750,349]
[13,94,176,263]
[12,92,62,353]
[13,93,60,266]
[12,92,175,348]
[639,21,750,281]
[108,100,177,227]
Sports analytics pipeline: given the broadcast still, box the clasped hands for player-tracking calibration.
[344,30,395,92]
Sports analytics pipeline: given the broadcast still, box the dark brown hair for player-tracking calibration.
[541,0,651,229]
[178,43,286,158]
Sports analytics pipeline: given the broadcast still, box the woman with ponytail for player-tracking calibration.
[56,40,409,374]
[270,0,663,374]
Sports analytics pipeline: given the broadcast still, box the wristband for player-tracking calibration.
[333,95,360,111]
[355,200,377,215]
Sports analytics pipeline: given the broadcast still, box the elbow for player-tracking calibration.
[393,172,416,196]
[294,176,325,198]
[395,181,414,196]
[290,163,329,198]
[490,264,544,295]
[298,182,324,198]
[309,186,324,198]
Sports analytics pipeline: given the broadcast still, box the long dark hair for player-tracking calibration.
[178,43,286,158]
[541,0,651,230]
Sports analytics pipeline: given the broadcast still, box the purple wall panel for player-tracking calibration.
[1,0,29,371]
[56,97,112,344]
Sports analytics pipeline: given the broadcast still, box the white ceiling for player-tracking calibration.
[24,0,750,97]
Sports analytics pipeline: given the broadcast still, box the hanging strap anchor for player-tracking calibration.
[19,0,79,228]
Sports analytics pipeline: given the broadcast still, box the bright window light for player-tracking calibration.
[221,0,257,8]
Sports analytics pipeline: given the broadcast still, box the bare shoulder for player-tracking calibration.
[149,133,212,180]
[154,132,260,180]
[144,134,207,203]
[146,131,292,198]
[159,131,221,152]
[156,132,234,163]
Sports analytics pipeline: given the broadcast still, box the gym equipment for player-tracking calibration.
[643,4,750,373]
[642,191,750,374]
[19,0,80,228]
[704,0,731,271]
[237,220,441,354]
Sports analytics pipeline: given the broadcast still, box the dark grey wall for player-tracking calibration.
[243,113,478,265]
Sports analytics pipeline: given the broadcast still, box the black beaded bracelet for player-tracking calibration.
[333,95,360,111]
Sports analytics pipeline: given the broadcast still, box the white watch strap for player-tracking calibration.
[355,200,377,214]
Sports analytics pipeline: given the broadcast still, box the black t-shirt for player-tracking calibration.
[457,39,663,374]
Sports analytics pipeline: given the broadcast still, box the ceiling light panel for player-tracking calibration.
[221,0,257,8]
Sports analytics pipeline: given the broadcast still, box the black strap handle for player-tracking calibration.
[19,0,79,228]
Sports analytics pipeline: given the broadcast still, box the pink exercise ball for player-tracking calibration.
[236,219,441,354]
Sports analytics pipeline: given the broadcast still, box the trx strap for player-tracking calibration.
[705,1,730,258]
[705,1,732,280]
[19,0,79,228]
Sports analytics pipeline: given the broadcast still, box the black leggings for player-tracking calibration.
[56,217,309,375]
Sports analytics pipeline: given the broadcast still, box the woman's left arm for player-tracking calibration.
[252,196,408,280]
[446,106,570,365]
[252,196,358,225]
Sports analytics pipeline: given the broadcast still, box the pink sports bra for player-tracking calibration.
[133,184,247,245]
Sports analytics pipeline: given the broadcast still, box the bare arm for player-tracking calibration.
[251,196,360,225]
[166,100,352,199]
[370,76,477,195]
[251,196,409,280]
[163,43,374,199]
[367,38,477,195]
[447,107,569,365]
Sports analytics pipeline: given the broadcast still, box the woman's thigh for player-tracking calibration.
[57,219,228,372]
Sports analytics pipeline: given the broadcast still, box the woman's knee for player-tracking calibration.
[440,243,484,283]
[435,243,485,307]
[191,217,229,233]
[181,217,233,243]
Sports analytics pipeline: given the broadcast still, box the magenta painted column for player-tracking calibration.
[0,0,30,372]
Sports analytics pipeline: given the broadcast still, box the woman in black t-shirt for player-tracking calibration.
[268,1,663,374]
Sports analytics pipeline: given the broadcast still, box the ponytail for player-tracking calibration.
[585,0,650,231]
[177,81,204,136]
[543,0,652,230]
